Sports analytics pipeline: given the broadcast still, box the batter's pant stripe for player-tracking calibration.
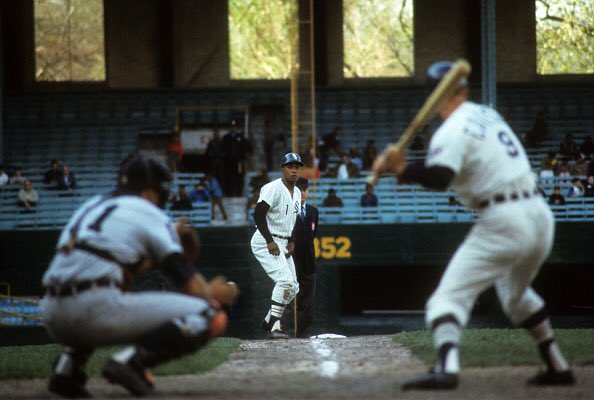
[430,314,461,332]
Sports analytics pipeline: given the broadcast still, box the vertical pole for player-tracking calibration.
[0,2,4,164]
[481,0,497,108]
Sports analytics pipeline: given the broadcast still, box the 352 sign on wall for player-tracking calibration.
[314,236,352,259]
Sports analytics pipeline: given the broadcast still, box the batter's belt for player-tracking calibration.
[272,233,291,240]
[478,188,540,209]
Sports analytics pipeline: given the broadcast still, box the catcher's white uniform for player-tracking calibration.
[42,194,210,349]
[424,102,552,327]
[251,178,301,306]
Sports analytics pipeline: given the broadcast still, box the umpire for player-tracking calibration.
[282,177,319,338]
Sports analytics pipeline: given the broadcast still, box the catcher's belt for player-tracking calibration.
[46,277,120,297]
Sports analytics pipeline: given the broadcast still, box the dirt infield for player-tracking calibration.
[2,334,592,399]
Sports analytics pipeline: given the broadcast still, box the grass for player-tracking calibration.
[393,328,594,367]
[0,337,240,380]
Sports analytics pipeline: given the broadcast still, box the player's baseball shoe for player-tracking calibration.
[260,319,270,332]
[527,369,575,386]
[401,370,459,390]
[267,329,290,339]
[102,358,155,397]
[48,372,91,398]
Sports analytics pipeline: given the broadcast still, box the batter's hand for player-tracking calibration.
[372,145,407,177]
[285,241,295,258]
[267,241,280,256]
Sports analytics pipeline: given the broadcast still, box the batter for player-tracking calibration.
[373,60,574,390]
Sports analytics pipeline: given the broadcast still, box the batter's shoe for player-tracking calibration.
[527,369,575,386]
[102,358,154,397]
[267,329,290,340]
[48,373,91,398]
[401,370,459,390]
[260,319,270,332]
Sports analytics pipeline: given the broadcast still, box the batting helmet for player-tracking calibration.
[118,156,172,208]
[281,152,304,167]
[426,60,468,90]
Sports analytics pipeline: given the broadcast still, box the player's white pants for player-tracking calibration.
[42,287,211,349]
[425,196,554,327]
[251,231,299,305]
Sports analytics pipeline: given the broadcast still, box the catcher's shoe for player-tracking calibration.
[48,373,91,398]
[267,329,290,340]
[102,359,154,397]
[401,370,459,390]
[527,369,575,386]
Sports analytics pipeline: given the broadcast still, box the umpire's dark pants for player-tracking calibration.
[282,272,316,338]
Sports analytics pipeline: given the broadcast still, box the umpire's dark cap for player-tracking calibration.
[296,178,309,190]
[426,60,468,90]
[281,152,304,167]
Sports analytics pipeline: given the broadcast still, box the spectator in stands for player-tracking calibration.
[56,165,77,191]
[363,139,378,170]
[526,110,549,147]
[559,133,579,159]
[0,165,9,186]
[548,186,565,206]
[166,127,183,173]
[555,157,571,178]
[349,147,363,171]
[18,179,39,212]
[9,168,27,186]
[190,182,211,204]
[336,153,360,179]
[206,129,225,185]
[360,183,378,207]
[448,196,463,207]
[223,120,249,196]
[262,119,281,172]
[249,168,270,195]
[318,126,342,173]
[169,184,193,210]
[43,159,61,187]
[584,175,594,197]
[205,173,228,221]
[579,136,594,159]
[410,136,425,151]
[300,151,321,180]
[570,154,590,176]
[322,188,344,207]
[539,150,558,179]
[566,178,584,198]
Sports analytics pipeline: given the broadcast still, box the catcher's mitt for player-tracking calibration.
[175,219,200,263]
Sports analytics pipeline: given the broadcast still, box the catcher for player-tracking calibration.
[41,156,239,398]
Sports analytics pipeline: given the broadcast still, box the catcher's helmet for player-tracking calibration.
[426,60,468,90]
[281,152,304,167]
[119,156,172,208]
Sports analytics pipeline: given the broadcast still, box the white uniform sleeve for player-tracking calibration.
[258,181,278,208]
[143,213,183,262]
[426,117,468,175]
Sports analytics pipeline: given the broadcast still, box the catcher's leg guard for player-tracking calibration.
[48,348,93,398]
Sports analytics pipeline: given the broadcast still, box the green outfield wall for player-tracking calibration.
[1,223,593,340]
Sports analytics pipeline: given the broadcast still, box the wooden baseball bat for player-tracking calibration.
[367,59,472,185]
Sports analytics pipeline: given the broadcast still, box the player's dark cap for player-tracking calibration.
[296,177,309,190]
[118,156,172,208]
[426,60,468,90]
[281,152,304,167]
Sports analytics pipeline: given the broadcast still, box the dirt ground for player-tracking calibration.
[2,334,592,400]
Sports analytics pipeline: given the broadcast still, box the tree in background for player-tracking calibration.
[343,0,413,78]
[34,0,105,81]
[536,0,594,74]
[229,0,297,80]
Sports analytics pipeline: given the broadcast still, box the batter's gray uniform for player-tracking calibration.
[251,178,301,306]
[42,194,211,349]
[423,102,550,327]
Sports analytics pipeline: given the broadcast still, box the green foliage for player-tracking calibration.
[229,0,297,79]
[343,0,413,78]
[536,0,594,74]
[394,329,594,367]
[34,0,105,81]
[0,337,240,380]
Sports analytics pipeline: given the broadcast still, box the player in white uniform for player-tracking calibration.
[373,61,574,390]
[251,152,302,339]
[42,157,233,398]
